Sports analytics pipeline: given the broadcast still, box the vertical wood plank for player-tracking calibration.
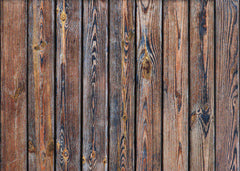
[82,0,108,170]
[136,0,162,170]
[189,0,215,170]
[1,1,27,170]
[216,0,239,170]
[28,0,55,170]
[56,0,82,170]
[163,0,189,170]
[109,0,135,170]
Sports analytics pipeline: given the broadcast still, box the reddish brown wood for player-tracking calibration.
[136,0,162,170]
[1,1,27,170]
[109,0,135,170]
[163,0,189,170]
[28,0,55,170]
[56,0,82,170]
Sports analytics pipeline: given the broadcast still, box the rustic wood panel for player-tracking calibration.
[216,0,239,170]
[189,0,215,170]
[109,0,135,170]
[163,0,189,170]
[136,0,162,170]
[82,0,108,170]
[56,0,82,170]
[28,0,55,170]
[0,1,27,170]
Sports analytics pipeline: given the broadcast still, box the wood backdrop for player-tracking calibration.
[0,0,239,170]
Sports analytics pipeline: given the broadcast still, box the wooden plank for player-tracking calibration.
[28,0,55,170]
[109,0,135,170]
[216,0,239,170]
[189,0,215,170]
[82,0,108,170]
[56,0,82,170]
[136,0,162,170]
[0,1,27,170]
[163,0,189,170]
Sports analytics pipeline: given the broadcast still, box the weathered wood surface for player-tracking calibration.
[82,0,108,170]
[28,0,55,170]
[56,0,82,170]
[136,0,162,170]
[216,0,239,170]
[1,1,27,170]
[109,0,135,170]
[163,0,189,170]
[189,0,215,170]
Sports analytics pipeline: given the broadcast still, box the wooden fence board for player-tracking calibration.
[1,1,27,170]
[109,0,135,170]
[28,0,55,170]
[56,0,82,170]
[163,0,189,170]
[136,0,162,170]
[82,0,108,170]
[216,0,239,170]
[189,0,215,170]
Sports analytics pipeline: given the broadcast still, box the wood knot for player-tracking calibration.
[141,54,152,80]
[46,139,54,156]
[103,157,107,165]
[122,114,128,121]
[60,10,67,22]
[28,140,36,153]
[11,85,25,102]
[91,151,96,159]
[82,156,86,164]
[62,148,69,162]
[34,40,47,51]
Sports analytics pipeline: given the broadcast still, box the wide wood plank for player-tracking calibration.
[109,0,135,170]
[82,0,108,170]
[216,0,239,170]
[56,0,82,170]
[189,0,215,170]
[28,0,55,170]
[163,0,189,170]
[1,1,27,170]
[136,0,162,170]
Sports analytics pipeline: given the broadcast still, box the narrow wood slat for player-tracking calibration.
[56,0,82,170]
[28,0,55,170]
[136,0,162,170]
[1,1,27,170]
[216,0,239,170]
[189,0,215,170]
[109,0,135,170]
[163,0,189,170]
[82,0,108,170]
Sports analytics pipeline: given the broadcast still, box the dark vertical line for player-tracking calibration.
[134,0,137,170]
[107,0,110,170]
[188,0,191,170]
[214,0,216,170]
[161,0,164,170]
[80,0,84,170]
[26,0,29,170]
[0,0,1,167]
[54,0,57,170]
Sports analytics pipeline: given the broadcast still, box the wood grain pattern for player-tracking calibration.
[189,0,215,170]
[1,1,27,170]
[216,0,239,170]
[136,0,162,170]
[28,0,55,170]
[109,0,135,170]
[163,0,189,170]
[56,0,82,170]
[82,0,108,170]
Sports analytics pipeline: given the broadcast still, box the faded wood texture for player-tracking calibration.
[28,0,55,170]
[56,0,82,170]
[216,0,239,170]
[109,0,135,170]
[82,0,108,170]
[136,0,162,170]
[189,0,215,170]
[1,0,27,170]
[163,0,189,170]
